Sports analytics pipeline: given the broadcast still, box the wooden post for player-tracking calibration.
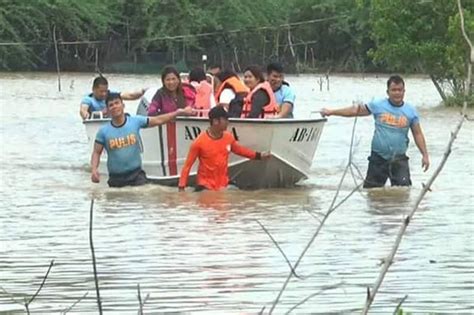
[95,48,99,74]
[326,71,330,91]
[287,27,297,72]
[126,18,131,56]
[274,30,279,58]
[52,25,61,92]
[304,44,308,67]
[233,47,241,73]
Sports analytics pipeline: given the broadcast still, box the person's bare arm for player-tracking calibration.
[411,122,430,171]
[321,104,370,117]
[147,107,194,127]
[80,104,90,120]
[91,142,104,183]
[276,103,292,118]
[120,89,146,100]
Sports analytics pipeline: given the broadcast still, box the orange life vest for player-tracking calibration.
[214,76,249,103]
[191,80,213,117]
[241,81,279,118]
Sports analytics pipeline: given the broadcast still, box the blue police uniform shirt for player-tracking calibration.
[95,115,149,175]
[366,98,419,160]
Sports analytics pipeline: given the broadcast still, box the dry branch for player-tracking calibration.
[267,112,364,314]
[89,199,103,315]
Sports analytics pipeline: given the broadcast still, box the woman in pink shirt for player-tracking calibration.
[148,66,196,116]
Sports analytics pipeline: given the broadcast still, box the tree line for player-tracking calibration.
[0,0,472,104]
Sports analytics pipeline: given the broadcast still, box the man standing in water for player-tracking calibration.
[91,93,193,187]
[178,106,270,191]
[321,75,429,188]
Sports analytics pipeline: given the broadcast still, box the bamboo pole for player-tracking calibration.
[52,25,61,92]
[361,1,472,313]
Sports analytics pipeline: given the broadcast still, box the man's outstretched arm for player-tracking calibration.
[321,104,370,117]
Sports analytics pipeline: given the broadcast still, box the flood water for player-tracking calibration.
[1,72,473,314]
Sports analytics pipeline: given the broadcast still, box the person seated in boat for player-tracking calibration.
[189,67,215,116]
[178,106,270,192]
[208,64,221,77]
[267,62,295,118]
[147,66,196,116]
[232,65,278,118]
[214,69,249,110]
[91,93,194,188]
[79,76,146,120]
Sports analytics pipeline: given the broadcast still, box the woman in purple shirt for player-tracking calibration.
[148,66,196,116]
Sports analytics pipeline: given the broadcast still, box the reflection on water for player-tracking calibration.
[0,73,473,313]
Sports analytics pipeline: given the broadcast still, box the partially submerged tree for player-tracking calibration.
[367,0,473,105]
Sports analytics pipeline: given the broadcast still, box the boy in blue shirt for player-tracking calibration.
[79,76,146,120]
[267,62,296,118]
[321,75,430,188]
[91,93,194,187]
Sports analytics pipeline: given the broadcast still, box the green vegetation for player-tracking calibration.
[367,0,473,103]
[0,0,472,105]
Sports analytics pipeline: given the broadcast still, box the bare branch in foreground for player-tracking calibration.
[25,260,55,314]
[284,281,346,315]
[256,220,304,279]
[89,199,103,315]
[268,113,363,314]
[392,295,409,315]
[137,284,150,315]
[61,292,89,314]
[0,286,25,306]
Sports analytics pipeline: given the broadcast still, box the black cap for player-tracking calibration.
[208,106,229,120]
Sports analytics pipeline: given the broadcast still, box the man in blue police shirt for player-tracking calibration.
[321,75,430,188]
[91,93,194,187]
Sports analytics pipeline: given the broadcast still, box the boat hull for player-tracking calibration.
[84,117,326,189]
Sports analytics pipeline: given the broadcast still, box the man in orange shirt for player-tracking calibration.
[179,107,270,191]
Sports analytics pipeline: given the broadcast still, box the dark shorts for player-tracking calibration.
[108,168,148,188]
[363,152,412,188]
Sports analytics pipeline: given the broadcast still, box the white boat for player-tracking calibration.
[83,89,326,189]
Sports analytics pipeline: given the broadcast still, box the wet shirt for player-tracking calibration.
[81,90,119,112]
[179,131,257,190]
[273,84,295,118]
[367,98,419,160]
[95,115,149,175]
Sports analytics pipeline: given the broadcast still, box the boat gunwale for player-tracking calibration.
[83,116,327,124]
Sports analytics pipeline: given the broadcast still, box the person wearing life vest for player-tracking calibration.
[189,67,215,117]
[214,69,249,109]
[240,65,279,118]
[147,66,196,116]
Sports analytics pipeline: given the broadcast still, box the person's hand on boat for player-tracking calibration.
[177,106,195,116]
[260,152,272,160]
[91,168,100,183]
[320,108,332,117]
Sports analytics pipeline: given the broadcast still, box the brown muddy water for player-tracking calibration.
[0,73,473,314]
